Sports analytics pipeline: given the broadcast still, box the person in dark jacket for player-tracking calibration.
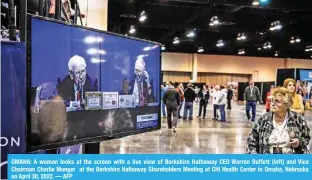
[244,81,261,122]
[197,85,210,119]
[183,83,196,120]
[163,81,180,133]
[227,86,233,110]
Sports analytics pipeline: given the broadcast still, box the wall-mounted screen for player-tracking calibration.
[28,16,161,151]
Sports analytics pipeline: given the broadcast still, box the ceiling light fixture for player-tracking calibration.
[252,0,260,6]
[216,40,224,47]
[274,51,279,57]
[186,30,196,38]
[198,47,204,53]
[210,16,220,26]
[263,42,272,49]
[295,37,301,43]
[305,45,312,52]
[237,33,247,41]
[129,25,136,34]
[269,21,282,31]
[290,37,295,44]
[238,49,245,55]
[161,45,166,51]
[173,37,180,44]
[139,11,147,22]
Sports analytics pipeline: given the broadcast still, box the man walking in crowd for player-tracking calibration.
[176,82,184,119]
[244,81,261,122]
[227,86,233,110]
[161,84,167,117]
[163,81,180,133]
[218,86,227,122]
[212,85,221,120]
[198,85,210,119]
[183,83,196,120]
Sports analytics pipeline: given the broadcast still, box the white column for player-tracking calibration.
[192,54,198,82]
[78,0,108,31]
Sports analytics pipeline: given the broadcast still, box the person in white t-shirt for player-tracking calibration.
[218,86,227,122]
[211,85,221,120]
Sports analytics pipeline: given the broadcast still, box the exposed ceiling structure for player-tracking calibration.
[108,0,312,59]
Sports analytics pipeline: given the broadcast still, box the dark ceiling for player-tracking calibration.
[108,0,312,59]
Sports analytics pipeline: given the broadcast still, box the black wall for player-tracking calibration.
[276,69,295,86]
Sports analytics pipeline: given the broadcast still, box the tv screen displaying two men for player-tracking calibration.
[29,17,161,151]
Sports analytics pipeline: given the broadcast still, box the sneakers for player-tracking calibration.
[172,126,176,133]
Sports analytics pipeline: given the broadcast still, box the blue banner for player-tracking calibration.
[7,154,312,180]
[299,70,312,81]
[1,42,26,179]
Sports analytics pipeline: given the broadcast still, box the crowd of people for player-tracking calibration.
[161,81,236,132]
[161,78,311,154]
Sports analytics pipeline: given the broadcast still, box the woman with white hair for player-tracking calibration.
[247,87,310,154]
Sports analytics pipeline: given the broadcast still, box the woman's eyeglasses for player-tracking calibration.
[270,98,285,105]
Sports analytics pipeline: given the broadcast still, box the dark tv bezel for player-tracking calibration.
[26,15,162,152]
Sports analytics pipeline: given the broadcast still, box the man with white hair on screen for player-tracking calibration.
[57,55,97,110]
[132,57,153,106]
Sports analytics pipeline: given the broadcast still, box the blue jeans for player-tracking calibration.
[213,104,219,119]
[246,101,256,121]
[183,102,193,119]
[161,100,166,116]
[219,105,226,121]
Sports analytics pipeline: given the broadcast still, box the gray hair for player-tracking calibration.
[68,55,87,71]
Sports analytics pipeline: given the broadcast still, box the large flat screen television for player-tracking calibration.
[27,16,161,152]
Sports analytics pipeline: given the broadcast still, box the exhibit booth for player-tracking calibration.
[1,15,161,179]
